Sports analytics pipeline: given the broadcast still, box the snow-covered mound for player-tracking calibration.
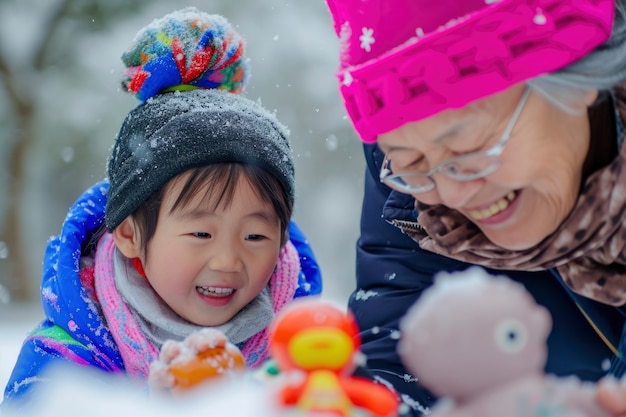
[3,364,284,417]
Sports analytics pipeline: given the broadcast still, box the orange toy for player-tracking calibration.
[269,299,399,417]
[149,328,246,393]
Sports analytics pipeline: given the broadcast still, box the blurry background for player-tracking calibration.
[0,0,364,315]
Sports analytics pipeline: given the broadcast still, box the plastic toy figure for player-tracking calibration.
[398,267,622,417]
[269,299,399,417]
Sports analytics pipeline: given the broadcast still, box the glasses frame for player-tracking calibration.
[380,87,532,194]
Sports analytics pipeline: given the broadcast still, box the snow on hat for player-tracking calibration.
[325,0,614,143]
[105,7,294,230]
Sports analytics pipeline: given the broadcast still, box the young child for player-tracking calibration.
[2,7,321,409]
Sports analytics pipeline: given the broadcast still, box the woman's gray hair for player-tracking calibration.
[529,0,626,111]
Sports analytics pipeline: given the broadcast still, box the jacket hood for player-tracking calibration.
[41,181,122,366]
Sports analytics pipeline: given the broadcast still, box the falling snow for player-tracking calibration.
[354,289,378,301]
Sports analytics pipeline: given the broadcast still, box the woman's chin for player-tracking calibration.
[482,231,544,251]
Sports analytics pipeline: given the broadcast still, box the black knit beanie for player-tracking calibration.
[104,8,294,230]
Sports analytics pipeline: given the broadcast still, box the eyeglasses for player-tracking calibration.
[380,87,531,194]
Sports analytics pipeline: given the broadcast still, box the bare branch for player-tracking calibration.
[0,46,29,113]
[33,0,75,70]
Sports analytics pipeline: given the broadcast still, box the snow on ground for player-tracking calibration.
[0,301,341,416]
[0,306,288,416]
[2,363,286,416]
[0,302,41,392]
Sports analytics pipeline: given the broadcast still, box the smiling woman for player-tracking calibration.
[324,0,626,415]
[391,83,596,252]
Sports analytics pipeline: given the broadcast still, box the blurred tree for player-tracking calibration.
[0,0,147,300]
[0,0,362,305]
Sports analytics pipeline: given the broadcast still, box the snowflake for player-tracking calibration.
[402,373,417,383]
[533,9,547,25]
[372,375,395,392]
[359,27,375,52]
[354,351,367,367]
[400,393,432,415]
[355,289,378,301]
[342,71,353,86]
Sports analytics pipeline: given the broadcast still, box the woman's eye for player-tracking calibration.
[406,157,425,170]
[245,234,265,241]
[192,232,211,238]
[388,154,423,171]
[451,146,482,156]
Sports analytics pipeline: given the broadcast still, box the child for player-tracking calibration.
[2,7,321,409]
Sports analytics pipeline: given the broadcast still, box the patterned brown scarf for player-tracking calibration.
[404,93,626,306]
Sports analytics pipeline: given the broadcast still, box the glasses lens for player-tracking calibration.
[384,172,434,193]
[440,154,501,181]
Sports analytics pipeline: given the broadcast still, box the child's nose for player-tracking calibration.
[207,246,243,272]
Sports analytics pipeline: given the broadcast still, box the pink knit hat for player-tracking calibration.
[326,0,614,143]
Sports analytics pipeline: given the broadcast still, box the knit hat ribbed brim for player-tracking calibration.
[105,88,294,230]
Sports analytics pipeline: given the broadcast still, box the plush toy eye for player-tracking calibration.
[493,319,527,353]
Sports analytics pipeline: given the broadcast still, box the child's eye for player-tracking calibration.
[192,232,211,238]
[245,234,265,241]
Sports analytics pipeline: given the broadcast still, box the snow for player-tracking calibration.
[2,362,286,416]
[0,303,41,393]
[0,303,280,416]
[0,296,352,416]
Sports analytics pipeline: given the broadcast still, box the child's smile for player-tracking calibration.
[196,286,236,307]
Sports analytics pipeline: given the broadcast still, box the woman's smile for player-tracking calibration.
[466,190,520,224]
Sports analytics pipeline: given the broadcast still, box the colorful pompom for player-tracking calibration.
[121,7,249,102]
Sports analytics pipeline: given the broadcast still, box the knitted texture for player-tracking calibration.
[122,7,247,102]
[105,7,294,230]
[325,0,614,142]
[105,89,294,230]
[95,233,159,380]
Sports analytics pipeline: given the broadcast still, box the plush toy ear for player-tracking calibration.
[112,217,141,259]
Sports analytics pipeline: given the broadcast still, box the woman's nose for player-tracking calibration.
[428,174,483,209]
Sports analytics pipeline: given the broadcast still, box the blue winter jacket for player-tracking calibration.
[2,180,322,410]
[352,143,626,416]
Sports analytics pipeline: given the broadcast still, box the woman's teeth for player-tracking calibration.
[468,191,517,220]
[197,286,234,297]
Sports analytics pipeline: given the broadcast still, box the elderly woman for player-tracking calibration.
[325,0,626,415]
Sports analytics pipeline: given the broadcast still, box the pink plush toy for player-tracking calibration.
[398,267,625,417]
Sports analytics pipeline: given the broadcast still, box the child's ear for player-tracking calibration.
[112,218,141,259]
